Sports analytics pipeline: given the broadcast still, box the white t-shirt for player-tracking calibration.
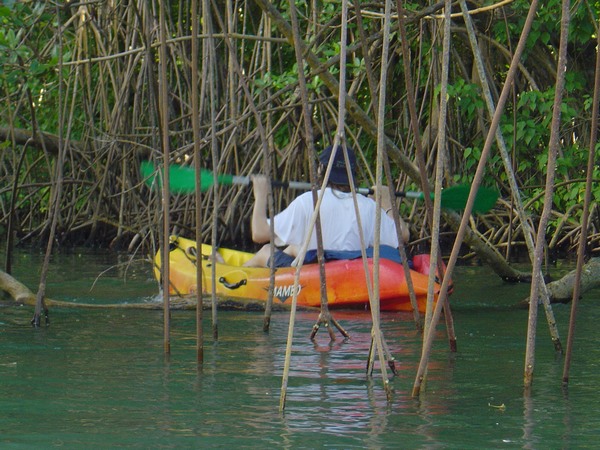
[268,188,399,251]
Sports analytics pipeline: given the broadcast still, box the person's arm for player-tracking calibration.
[371,185,410,243]
[250,175,272,243]
[391,211,410,243]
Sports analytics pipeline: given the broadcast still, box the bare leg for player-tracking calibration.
[212,251,225,264]
[283,244,299,258]
[242,244,301,267]
[242,244,271,267]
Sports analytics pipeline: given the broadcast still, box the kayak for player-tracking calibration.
[154,236,447,312]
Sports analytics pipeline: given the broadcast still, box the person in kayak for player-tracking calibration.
[242,144,410,267]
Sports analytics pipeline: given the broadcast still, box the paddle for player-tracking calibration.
[140,161,499,213]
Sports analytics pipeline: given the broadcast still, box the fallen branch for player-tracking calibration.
[0,268,157,309]
[517,257,600,307]
[0,269,305,311]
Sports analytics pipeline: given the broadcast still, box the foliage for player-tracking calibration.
[0,3,62,129]
[0,0,599,256]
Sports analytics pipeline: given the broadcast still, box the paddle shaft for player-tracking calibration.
[141,162,498,212]
[230,175,422,199]
[232,175,497,212]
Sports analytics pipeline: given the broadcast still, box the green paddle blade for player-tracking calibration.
[439,184,499,213]
[140,162,232,193]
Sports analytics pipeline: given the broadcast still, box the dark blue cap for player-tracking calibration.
[318,145,356,185]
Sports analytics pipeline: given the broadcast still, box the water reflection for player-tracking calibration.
[241,310,455,445]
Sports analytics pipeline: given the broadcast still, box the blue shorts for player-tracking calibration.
[268,250,297,268]
[268,245,409,268]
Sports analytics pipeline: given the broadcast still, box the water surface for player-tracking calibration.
[1,250,598,448]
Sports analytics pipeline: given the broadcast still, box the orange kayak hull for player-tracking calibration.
[154,236,445,313]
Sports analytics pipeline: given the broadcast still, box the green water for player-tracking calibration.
[1,250,599,448]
